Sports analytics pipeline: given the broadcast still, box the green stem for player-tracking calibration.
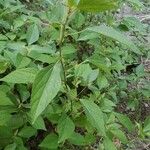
[58,6,73,112]
[58,7,70,88]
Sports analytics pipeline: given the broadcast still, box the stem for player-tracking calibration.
[58,7,70,89]
[58,6,73,112]
[77,87,87,98]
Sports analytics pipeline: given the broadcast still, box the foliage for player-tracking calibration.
[0,0,149,149]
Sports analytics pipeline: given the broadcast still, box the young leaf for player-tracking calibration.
[57,115,75,143]
[80,99,106,136]
[30,63,61,123]
[77,0,118,12]
[0,68,38,84]
[87,25,141,54]
[39,133,58,149]
[26,24,39,45]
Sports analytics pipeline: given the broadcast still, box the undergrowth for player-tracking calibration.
[0,0,149,150]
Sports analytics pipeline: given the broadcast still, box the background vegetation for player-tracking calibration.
[0,0,149,149]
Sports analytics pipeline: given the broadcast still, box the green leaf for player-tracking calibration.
[115,113,134,132]
[136,64,145,77]
[87,25,141,54]
[68,0,80,7]
[77,0,118,12]
[0,126,13,139]
[127,0,144,9]
[7,114,24,129]
[78,31,99,41]
[73,12,85,29]
[0,126,13,150]
[13,137,25,149]
[30,63,61,123]
[39,133,58,149]
[28,51,58,64]
[16,54,31,69]
[68,132,85,146]
[62,44,77,55]
[16,85,30,102]
[4,143,17,150]
[80,99,106,136]
[26,24,39,45]
[122,17,145,32]
[57,115,75,143]
[6,42,26,51]
[143,116,150,133]
[47,2,67,23]
[32,116,46,130]
[75,63,99,83]
[4,50,16,66]
[141,87,150,97]
[84,133,96,145]
[0,110,11,126]
[18,126,37,138]
[29,44,56,54]
[88,69,99,83]
[97,75,109,89]
[0,61,9,74]
[0,91,14,106]
[75,64,92,81]
[103,138,117,150]
[0,68,38,84]
[0,34,8,40]
[111,129,128,144]
[101,98,116,112]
